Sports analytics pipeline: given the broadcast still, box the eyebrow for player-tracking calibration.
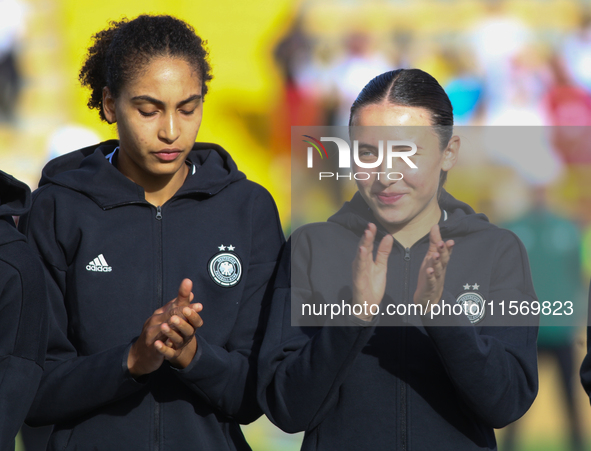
[130,94,202,107]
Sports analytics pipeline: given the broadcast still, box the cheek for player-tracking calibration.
[354,171,376,191]
[191,118,203,137]
[355,179,369,193]
[117,111,141,140]
[138,128,150,146]
[403,158,442,190]
[129,120,152,147]
[189,107,204,131]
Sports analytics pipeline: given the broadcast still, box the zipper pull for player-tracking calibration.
[404,247,410,261]
[156,206,162,220]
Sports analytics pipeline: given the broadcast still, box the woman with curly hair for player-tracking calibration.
[19,14,284,450]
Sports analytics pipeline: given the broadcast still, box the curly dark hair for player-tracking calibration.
[79,15,213,121]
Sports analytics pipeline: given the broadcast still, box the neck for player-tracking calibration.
[117,152,189,207]
[384,197,442,249]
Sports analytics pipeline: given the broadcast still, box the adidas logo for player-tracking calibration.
[86,254,112,272]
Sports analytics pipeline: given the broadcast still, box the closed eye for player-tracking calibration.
[139,110,158,117]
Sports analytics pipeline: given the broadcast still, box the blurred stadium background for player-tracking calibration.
[3,0,591,449]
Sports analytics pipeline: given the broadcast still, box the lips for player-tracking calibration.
[375,192,405,204]
[153,149,182,162]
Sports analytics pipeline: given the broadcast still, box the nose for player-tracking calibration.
[158,111,180,144]
[372,156,404,187]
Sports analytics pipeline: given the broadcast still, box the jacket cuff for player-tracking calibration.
[337,313,380,327]
[168,338,204,375]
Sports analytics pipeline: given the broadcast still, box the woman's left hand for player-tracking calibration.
[413,224,454,312]
[154,279,204,368]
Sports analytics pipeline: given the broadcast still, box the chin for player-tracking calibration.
[374,211,405,227]
[382,218,406,229]
[154,159,185,171]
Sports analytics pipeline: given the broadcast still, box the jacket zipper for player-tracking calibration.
[154,205,163,451]
[401,247,410,451]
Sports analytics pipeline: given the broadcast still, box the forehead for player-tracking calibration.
[355,103,433,126]
[123,56,202,97]
[352,104,437,144]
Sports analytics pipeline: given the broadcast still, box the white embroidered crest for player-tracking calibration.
[208,249,242,287]
[456,287,486,324]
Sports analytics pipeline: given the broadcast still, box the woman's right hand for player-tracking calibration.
[351,223,394,321]
[127,279,203,377]
[413,224,454,312]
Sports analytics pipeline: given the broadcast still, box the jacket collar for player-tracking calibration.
[39,140,246,209]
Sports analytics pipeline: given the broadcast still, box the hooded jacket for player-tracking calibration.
[0,170,47,450]
[19,140,285,451]
[258,191,538,451]
[579,281,591,398]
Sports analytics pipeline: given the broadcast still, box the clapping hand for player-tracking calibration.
[413,225,454,311]
[127,279,203,377]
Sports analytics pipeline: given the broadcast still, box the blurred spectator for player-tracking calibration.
[502,187,585,451]
[271,12,330,176]
[481,126,563,188]
[544,54,591,163]
[468,0,534,123]
[0,0,27,123]
[274,15,325,130]
[486,48,552,126]
[561,12,591,94]
[326,31,391,126]
[444,50,484,125]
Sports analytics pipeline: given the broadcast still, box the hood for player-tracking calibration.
[0,169,31,217]
[327,190,492,240]
[0,169,31,245]
[39,140,246,209]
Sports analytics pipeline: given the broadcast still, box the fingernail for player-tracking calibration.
[171,317,179,324]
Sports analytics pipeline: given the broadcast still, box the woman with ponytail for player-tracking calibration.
[258,68,539,451]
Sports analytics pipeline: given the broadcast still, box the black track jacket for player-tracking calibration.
[258,191,538,451]
[19,141,284,451]
[0,170,47,450]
